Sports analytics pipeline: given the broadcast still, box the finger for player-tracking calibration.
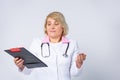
[77,54,81,62]
[79,54,84,61]
[76,61,81,68]
[76,56,83,68]
[80,53,86,61]
[77,54,83,63]
[14,58,19,64]
[15,58,24,65]
[17,60,24,67]
[14,57,19,62]
[82,54,86,60]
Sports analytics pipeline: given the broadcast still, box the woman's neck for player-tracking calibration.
[49,36,62,43]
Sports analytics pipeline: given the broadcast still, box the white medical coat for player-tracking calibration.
[21,37,83,80]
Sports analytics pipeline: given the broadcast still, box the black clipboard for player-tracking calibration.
[4,47,47,68]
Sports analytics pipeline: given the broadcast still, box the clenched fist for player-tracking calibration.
[76,53,86,68]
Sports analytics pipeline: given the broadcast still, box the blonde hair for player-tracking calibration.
[44,11,69,36]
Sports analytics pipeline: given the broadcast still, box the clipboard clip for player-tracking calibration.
[10,48,21,53]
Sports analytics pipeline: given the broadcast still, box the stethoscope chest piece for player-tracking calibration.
[62,54,68,57]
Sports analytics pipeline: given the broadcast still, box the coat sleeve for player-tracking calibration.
[19,66,32,75]
[70,41,84,77]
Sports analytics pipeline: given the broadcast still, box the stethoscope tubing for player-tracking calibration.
[41,42,69,58]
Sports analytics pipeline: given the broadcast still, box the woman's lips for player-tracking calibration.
[50,31,56,32]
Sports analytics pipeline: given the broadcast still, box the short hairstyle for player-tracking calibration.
[44,11,69,36]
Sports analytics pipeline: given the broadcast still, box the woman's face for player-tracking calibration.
[46,17,63,38]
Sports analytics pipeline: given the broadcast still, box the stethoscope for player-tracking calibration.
[41,42,69,58]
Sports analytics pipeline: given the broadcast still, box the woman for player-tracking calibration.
[14,11,86,80]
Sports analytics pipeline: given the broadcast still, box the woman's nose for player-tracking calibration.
[51,25,55,29]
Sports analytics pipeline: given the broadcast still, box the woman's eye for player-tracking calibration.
[55,23,59,25]
[47,23,51,26]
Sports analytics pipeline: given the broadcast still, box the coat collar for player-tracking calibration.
[41,36,70,44]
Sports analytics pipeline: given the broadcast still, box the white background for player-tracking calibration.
[0,0,120,80]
